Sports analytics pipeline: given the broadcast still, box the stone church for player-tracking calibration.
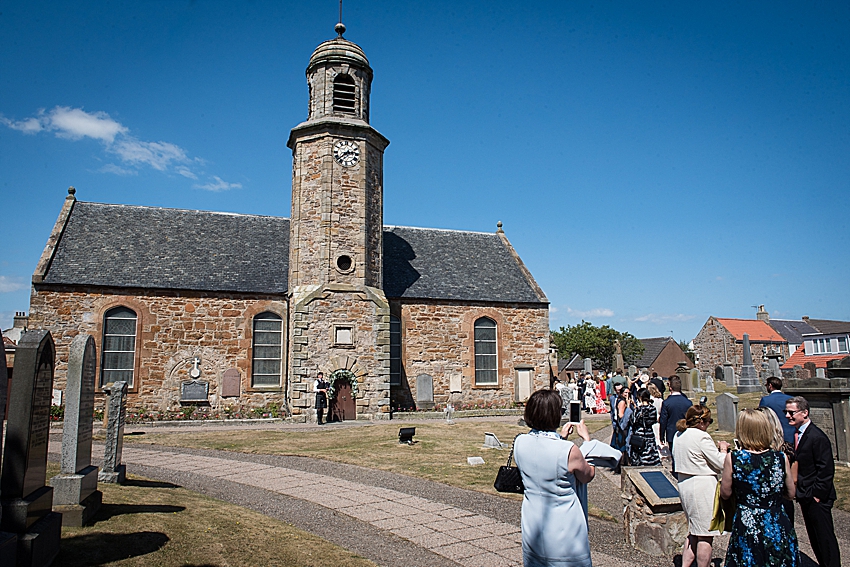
[28,26,550,420]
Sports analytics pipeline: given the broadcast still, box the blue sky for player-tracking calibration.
[1,1,848,341]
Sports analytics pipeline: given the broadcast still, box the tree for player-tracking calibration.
[551,321,645,372]
[678,339,695,363]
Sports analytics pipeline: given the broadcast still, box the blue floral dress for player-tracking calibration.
[724,450,798,567]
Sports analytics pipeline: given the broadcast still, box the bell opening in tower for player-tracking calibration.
[333,74,356,113]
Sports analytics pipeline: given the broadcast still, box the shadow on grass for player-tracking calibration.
[123,478,180,489]
[92,503,186,523]
[54,531,169,566]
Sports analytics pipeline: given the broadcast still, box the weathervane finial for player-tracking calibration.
[335,0,346,37]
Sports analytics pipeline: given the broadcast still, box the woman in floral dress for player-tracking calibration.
[721,408,797,567]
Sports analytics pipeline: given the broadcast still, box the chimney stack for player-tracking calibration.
[13,311,28,329]
[756,305,769,322]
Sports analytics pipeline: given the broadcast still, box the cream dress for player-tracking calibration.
[672,427,726,536]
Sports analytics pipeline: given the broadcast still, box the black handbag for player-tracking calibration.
[629,433,646,450]
[494,435,525,494]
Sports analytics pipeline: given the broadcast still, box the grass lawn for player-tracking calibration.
[128,418,610,496]
[51,463,376,567]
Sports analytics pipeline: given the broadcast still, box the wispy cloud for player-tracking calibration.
[566,307,614,319]
[195,176,243,192]
[2,106,240,191]
[634,313,696,324]
[0,276,27,294]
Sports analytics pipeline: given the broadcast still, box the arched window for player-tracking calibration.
[389,315,402,385]
[474,317,498,385]
[252,312,283,387]
[333,74,356,113]
[101,306,137,387]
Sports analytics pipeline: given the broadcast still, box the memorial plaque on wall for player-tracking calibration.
[181,380,209,402]
[221,369,241,398]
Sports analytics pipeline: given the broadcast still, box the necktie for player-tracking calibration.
[794,429,800,450]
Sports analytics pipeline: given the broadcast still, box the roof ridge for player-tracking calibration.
[78,201,290,221]
[384,224,494,236]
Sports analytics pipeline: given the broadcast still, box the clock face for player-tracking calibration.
[333,139,360,167]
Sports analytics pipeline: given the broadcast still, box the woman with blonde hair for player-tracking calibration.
[673,405,729,567]
[721,408,797,566]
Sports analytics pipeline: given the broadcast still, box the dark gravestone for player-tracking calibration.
[416,374,434,410]
[221,369,241,397]
[803,361,817,379]
[99,381,127,484]
[0,331,17,565]
[0,330,62,567]
[639,471,679,499]
[181,380,209,402]
[50,335,102,526]
[714,366,724,384]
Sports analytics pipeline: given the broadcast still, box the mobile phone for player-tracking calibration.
[569,401,581,424]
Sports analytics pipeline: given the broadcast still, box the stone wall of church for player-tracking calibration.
[288,285,390,420]
[29,286,288,413]
[393,300,550,409]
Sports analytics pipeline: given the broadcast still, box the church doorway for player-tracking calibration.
[328,369,357,421]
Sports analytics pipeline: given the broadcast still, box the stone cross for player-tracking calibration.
[49,334,102,526]
[737,333,761,393]
[99,381,128,484]
[0,330,62,566]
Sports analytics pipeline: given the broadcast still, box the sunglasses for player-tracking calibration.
[784,409,804,416]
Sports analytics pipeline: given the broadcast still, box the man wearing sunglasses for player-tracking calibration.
[785,396,840,567]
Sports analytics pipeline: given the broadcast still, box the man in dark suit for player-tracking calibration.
[759,376,794,444]
[786,396,840,567]
[659,376,691,472]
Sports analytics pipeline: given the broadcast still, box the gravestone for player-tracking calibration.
[689,368,701,392]
[816,368,826,379]
[716,392,739,432]
[628,365,637,379]
[737,334,761,393]
[99,381,128,484]
[180,379,209,402]
[444,404,455,424]
[482,433,504,449]
[723,361,736,386]
[583,358,593,374]
[49,334,102,526]
[803,361,817,378]
[704,372,715,393]
[792,365,805,380]
[714,366,724,385]
[0,330,62,567]
[676,362,691,392]
[415,374,434,410]
[0,331,17,565]
[622,466,686,556]
[449,374,461,393]
[221,369,241,397]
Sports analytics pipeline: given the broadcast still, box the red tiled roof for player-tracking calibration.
[716,318,787,342]
[781,345,847,369]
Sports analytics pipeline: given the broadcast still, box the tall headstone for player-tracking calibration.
[99,381,128,484]
[716,392,739,432]
[723,361,736,386]
[0,331,18,566]
[689,368,701,392]
[49,335,102,526]
[0,330,62,567]
[676,362,691,392]
[415,374,434,410]
[737,333,761,393]
[583,358,593,374]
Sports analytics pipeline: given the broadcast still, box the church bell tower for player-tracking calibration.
[286,22,391,420]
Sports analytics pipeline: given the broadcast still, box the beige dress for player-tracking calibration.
[672,427,725,536]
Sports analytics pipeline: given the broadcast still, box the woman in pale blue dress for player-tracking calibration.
[514,389,596,567]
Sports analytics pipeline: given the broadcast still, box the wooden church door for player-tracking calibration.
[330,379,356,421]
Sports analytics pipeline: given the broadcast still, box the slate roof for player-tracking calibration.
[558,354,583,372]
[769,319,819,344]
[716,318,787,342]
[634,337,674,368]
[805,319,850,335]
[40,202,546,304]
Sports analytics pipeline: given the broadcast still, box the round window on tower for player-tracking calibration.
[336,255,354,273]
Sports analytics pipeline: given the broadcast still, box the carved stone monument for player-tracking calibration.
[0,330,62,567]
[50,334,102,526]
[737,334,761,393]
[0,330,17,566]
[99,381,128,484]
[613,340,625,373]
[622,467,687,556]
[716,392,739,432]
[675,362,691,392]
[416,374,434,410]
